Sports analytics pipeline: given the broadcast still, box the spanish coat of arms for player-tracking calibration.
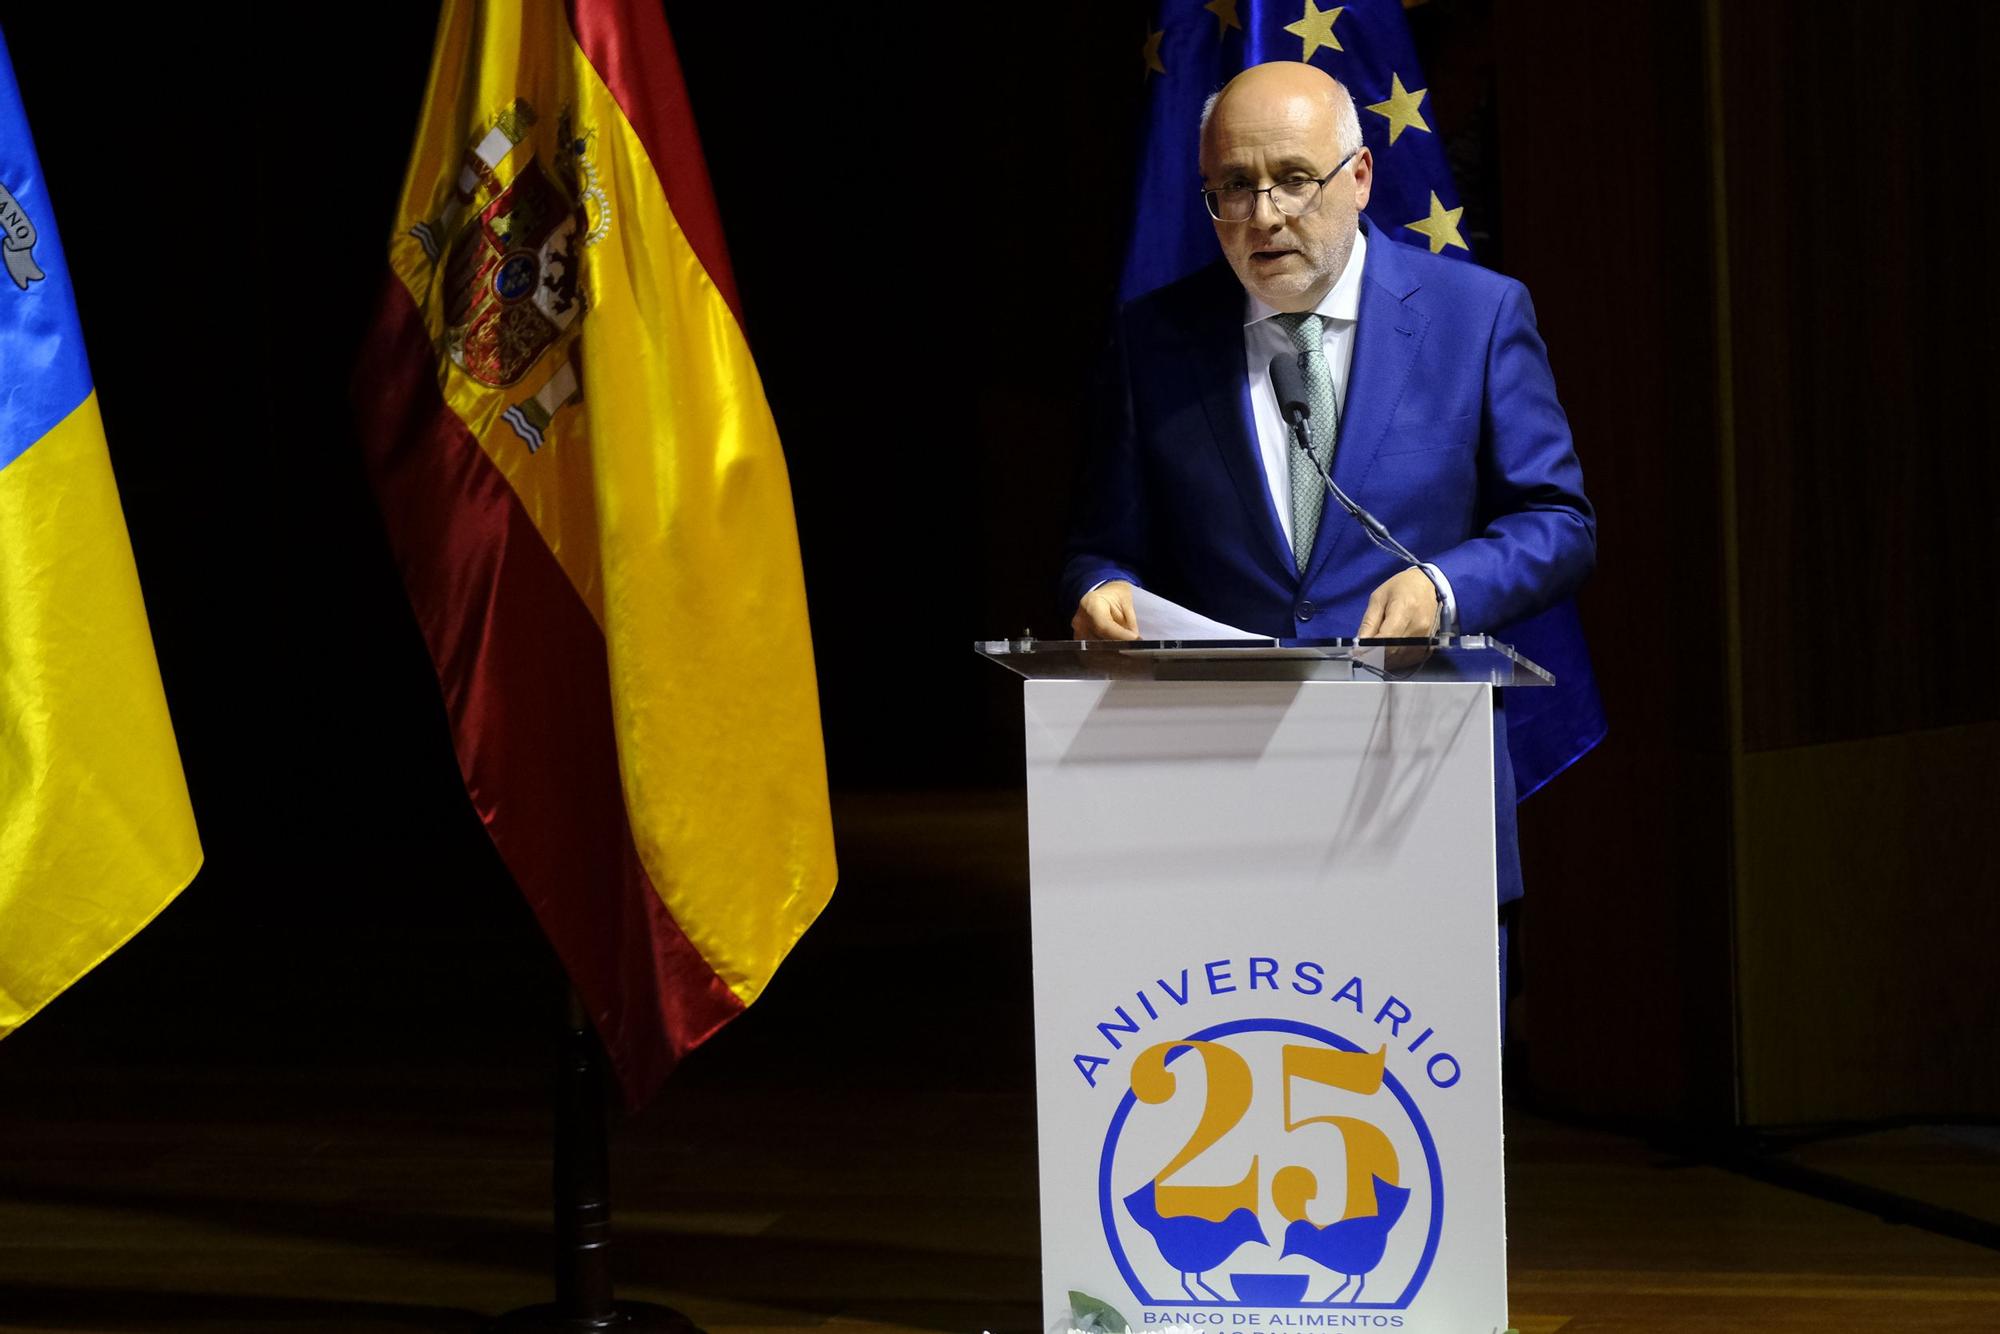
[439,158,584,388]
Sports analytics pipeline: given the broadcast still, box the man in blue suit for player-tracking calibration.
[1062,61,1594,908]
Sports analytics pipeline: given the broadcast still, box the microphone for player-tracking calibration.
[1269,350,1313,437]
[1265,352,1427,571]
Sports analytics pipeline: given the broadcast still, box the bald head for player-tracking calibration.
[1199,62,1362,167]
[1197,61,1373,313]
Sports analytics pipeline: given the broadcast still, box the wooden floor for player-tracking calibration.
[1,792,1994,1332]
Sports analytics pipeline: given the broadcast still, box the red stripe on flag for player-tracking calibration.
[565,0,742,322]
[353,281,743,1107]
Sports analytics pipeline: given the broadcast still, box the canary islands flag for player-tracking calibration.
[1124,0,1606,798]
[354,0,836,1105]
[0,29,202,1037]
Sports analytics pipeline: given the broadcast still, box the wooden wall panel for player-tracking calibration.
[1720,0,2000,752]
[1737,723,2000,1124]
[1503,0,2000,1130]
[1497,0,1739,1121]
[1717,0,2000,1124]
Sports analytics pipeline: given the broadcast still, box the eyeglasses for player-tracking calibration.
[1201,151,1358,222]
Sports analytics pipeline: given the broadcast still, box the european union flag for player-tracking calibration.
[1120,0,1605,800]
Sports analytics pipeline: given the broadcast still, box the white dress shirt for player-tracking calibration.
[1240,228,1457,633]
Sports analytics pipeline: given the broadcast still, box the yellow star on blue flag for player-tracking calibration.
[1366,73,1430,145]
[1284,1,1345,61]
[1404,191,1468,253]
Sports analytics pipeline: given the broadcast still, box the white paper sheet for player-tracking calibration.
[1128,587,1261,640]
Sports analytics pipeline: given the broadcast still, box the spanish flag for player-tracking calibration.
[0,30,202,1037]
[354,0,836,1105]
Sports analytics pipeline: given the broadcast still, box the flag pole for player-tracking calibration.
[485,989,700,1333]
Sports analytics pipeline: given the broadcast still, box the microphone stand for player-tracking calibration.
[1283,406,1426,571]
[1278,382,1442,672]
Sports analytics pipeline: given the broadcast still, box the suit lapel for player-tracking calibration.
[1303,231,1427,586]
[1176,269,1296,577]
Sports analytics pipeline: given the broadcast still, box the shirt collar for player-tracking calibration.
[1243,226,1368,328]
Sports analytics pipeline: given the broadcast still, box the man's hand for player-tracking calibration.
[1357,566,1441,639]
[1071,580,1141,641]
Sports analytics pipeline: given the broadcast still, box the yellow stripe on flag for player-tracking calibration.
[579,59,835,1003]
[0,393,203,1035]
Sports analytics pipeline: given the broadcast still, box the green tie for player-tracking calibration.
[1274,311,1337,571]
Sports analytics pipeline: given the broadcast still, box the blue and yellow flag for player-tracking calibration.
[1124,0,1606,798]
[0,27,201,1037]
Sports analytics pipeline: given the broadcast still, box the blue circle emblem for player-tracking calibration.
[493,252,539,302]
[1096,1017,1446,1309]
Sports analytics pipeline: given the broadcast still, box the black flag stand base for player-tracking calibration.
[485,991,703,1333]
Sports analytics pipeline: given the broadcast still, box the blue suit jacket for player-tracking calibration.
[1061,220,1595,904]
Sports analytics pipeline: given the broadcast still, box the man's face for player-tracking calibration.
[1200,89,1372,312]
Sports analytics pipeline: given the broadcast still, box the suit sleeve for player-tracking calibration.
[1426,281,1596,631]
[1058,315,1153,615]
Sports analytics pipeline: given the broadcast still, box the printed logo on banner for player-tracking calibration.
[1067,957,1461,1324]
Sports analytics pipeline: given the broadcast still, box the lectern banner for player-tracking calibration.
[1025,679,1506,1332]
